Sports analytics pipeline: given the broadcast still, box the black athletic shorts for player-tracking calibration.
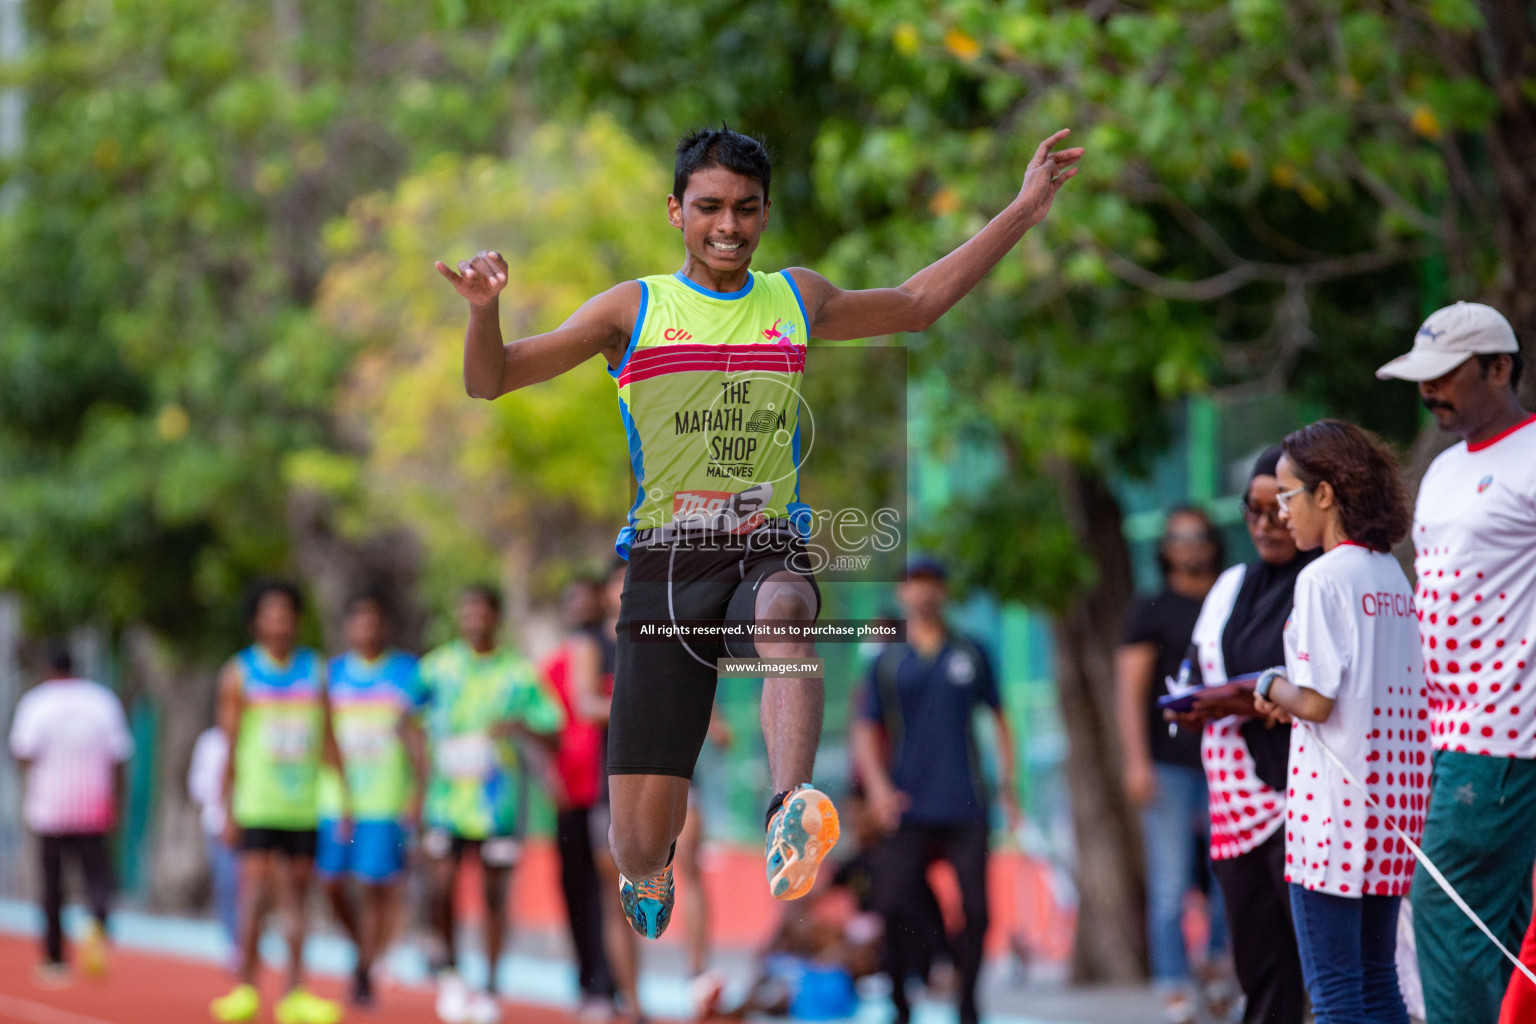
[608,524,820,780]
[239,827,318,858]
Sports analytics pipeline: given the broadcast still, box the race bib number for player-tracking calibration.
[436,733,495,781]
[480,836,522,868]
[264,716,315,763]
[337,719,393,763]
[671,483,774,535]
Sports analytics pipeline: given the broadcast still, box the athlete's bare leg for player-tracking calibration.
[361,881,402,977]
[482,861,513,994]
[756,571,822,791]
[234,852,275,985]
[607,774,689,880]
[274,853,314,992]
[325,877,361,949]
[593,833,642,1017]
[427,853,460,969]
[675,802,710,976]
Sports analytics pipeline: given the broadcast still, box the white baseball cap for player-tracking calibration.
[1375,301,1519,381]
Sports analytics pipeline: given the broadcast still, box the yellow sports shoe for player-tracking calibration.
[275,988,344,1024]
[79,921,109,979]
[210,983,260,1023]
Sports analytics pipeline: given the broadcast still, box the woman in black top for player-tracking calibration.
[1116,507,1226,1022]
[1174,446,1316,1024]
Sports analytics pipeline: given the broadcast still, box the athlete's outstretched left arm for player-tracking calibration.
[790,130,1083,341]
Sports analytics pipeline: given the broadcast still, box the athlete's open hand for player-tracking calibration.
[435,249,508,308]
[1015,129,1084,227]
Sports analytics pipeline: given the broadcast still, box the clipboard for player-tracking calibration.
[1155,671,1264,714]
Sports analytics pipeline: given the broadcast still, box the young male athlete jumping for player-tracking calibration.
[436,126,1082,939]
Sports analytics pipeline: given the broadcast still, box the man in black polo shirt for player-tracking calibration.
[851,558,1018,1024]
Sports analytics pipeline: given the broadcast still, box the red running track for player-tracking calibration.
[0,934,575,1024]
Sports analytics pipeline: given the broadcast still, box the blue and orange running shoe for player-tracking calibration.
[619,862,674,939]
[766,784,841,900]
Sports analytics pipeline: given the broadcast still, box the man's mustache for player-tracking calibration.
[1422,397,1455,413]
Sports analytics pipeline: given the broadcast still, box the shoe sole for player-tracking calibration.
[768,789,840,900]
[619,868,674,940]
[620,889,672,939]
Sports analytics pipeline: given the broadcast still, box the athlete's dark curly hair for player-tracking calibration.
[243,578,304,625]
[674,126,771,202]
[461,583,502,615]
[1280,419,1411,553]
[344,588,394,626]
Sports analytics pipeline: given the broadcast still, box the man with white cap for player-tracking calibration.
[1376,301,1535,1024]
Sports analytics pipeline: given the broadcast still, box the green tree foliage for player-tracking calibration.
[314,118,678,608]
[496,0,1507,597]
[0,0,509,651]
[0,0,516,907]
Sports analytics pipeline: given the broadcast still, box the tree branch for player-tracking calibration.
[1342,156,1442,234]
[1240,206,1337,261]
[1101,242,1428,301]
[1121,174,1248,268]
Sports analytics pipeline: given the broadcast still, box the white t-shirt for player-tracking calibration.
[1413,414,1536,759]
[1282,544,1429,898]
[8,678,135,835]
[187,726,229,837]
[1193,564,1288,861]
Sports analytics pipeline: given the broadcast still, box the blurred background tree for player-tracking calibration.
[0,0,514,906]
[313,118,674,627]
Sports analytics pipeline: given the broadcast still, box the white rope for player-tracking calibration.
[1299,720,1536,988]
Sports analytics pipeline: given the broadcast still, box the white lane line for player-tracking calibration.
[0,993,116,1024]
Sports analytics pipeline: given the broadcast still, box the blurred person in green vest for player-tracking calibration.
[416,584,564,1024]
[210,580,346,1024]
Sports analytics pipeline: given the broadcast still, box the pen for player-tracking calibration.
[1170,645,1195,737]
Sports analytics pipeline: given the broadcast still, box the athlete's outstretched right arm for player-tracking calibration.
[435,250,639,400]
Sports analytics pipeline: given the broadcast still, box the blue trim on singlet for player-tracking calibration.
[608,280,649,379]
[779,269,810,330]
[326,651,419,708]
[787,399,811,537]
[614,394,647,559]
[237,646,321,699]
[672,270,755,300]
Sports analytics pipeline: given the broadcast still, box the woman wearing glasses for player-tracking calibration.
[1171,445,1315,1024]
[1251,420,1426,1024]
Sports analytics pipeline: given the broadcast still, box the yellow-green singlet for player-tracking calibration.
[611,269,812,555]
